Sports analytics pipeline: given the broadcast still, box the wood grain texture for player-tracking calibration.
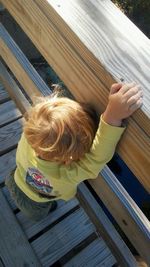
[0,82,10,103]
[63,238,116,267]
[0,61,31,115]
[0,100,22,127]
[77,183,138,267]
[0,118,24,155]
[32,207,96,267]
[89,166,150,265]
[17,198,79,239]
[38,0,150,132]
[0,149,16,183]
[1,0,149,191]
[2,186,17,211]
[0,189,41,267]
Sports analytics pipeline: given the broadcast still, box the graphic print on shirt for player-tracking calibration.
[26,167,59,198]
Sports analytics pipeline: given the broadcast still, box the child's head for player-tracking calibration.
[24,95,98,164]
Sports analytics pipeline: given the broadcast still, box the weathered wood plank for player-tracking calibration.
[0,62,31,115]
[0,82,10,103]
[63,238,116,267]
[88,166,150,265]
[0,189,41,267]
[17,198,79,239]
[32,208,96,267]
[0,100,22,127]
[2,186,17,210]
[0,118,23,155]
[0,149,16,184]
[0,24,52,100]
[37,0,150,134]
[77,183,138,267]
[1,0,149,192]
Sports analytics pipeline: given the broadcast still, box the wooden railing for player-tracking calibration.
[0,0,150,266]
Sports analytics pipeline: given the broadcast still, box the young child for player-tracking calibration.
[5,82,143,222]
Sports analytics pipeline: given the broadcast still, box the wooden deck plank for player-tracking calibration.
[0,100,22,127]
[63,238,116,267]
[2,186,17,210]
[0,118,23,155]
[0,82,10,103]
[17,198,79,239]
[1,0,149,192]
[0,149,16,184]
[31,208,96,267]
[0,189,41,267]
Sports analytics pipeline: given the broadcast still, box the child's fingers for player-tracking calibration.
[129,97,143,113]
[127,90,143,106]
[125,85,142,99]
[120,82,136,94]
[110,83,122,94]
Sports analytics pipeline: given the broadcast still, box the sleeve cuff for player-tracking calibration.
[99,115,126,141]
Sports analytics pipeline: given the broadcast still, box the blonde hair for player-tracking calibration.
[24,95,98,164]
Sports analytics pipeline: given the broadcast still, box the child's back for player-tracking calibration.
[5,82,143,221]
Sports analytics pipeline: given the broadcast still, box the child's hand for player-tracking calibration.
[103,82,143,126]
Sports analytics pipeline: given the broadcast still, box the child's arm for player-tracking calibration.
[60,82,143,182]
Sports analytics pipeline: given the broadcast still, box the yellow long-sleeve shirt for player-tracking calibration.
[14,117,125,202]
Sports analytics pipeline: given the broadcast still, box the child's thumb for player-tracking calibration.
[110,83,122,94]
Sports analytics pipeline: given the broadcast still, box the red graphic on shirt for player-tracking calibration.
[26,167,59,199]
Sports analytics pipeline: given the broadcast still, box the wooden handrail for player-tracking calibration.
[1,0,149,192]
